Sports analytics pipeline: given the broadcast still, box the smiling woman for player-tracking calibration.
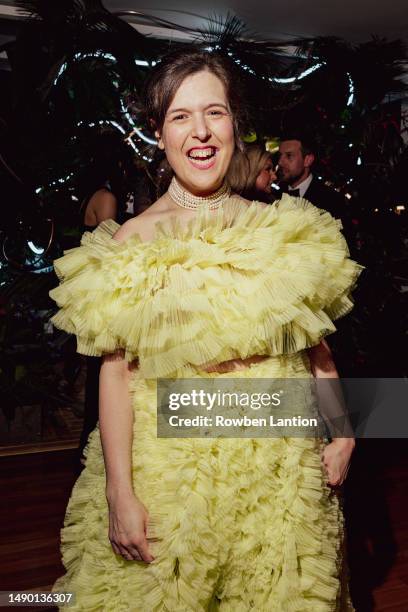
[50,45,362,611]
[156,70,235,196]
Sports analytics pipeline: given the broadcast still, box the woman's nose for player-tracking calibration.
[191,113,211,140]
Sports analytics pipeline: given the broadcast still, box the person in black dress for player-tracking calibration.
[77,139,134,464]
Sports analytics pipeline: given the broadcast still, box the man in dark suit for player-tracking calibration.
[278,135,360,379]
[278,135,346,220]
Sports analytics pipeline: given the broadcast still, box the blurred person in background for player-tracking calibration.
[278,133,345,219]
[227,143,278,203]
[76,135,136,465]
[78,135,134,230]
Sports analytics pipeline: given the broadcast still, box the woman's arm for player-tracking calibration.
[99,351,154,563]
[308,338,337,378]
[100,221,144,499]
[97,217,161,562]
[308,339,355,487]
[99,351,134,498]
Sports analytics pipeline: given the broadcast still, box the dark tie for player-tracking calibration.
[289,188,300,197]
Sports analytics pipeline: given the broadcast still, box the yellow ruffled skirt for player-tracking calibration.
[52,354,354,611]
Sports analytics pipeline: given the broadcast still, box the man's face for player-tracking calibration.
[278,140,314,186]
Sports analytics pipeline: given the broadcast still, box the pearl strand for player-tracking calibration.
[168,177,230,210]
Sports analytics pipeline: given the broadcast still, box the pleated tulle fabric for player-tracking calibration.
[49,195,363,377]
[52,357,354,611]
[50,195,359,610]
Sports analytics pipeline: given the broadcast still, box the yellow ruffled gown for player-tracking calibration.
[49,195,363,611]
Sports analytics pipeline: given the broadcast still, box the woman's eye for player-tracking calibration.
[208,110,223,116]
[173,114,187,121]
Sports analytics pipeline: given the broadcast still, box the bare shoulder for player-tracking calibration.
[88,189,118,223]
[113,195,171,243]
[89,188,117,205]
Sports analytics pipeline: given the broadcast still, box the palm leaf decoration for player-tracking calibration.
[14,0,88,21]
[352,37,407,108]
[196,13,285,80]
[5,1,159,193]
[198,13,247,46]
[292,35,407,109]
[12,0,154,102]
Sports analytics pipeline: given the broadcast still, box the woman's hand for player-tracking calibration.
[107,491,155,563]
[308,340,355,487]
[321,438,355,487]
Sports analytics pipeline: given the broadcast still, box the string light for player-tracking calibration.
[54,52,117,85]
[45,47,359,196]
[32,266,54,274]
[226,49,327,84]
[107,120,125,134]
[130,126,157,146]
[35,171,74,194]
[347,73,355,106]
[54,51,153,86]
[227,51,257,76]
[124,132,153,162]
[119,99,157,145]
[226,49,355,107]
[34,111,154,196]
[271,62,325,84]
[51,48,357,169]
[77,119,153,161]
[27,241,45,255]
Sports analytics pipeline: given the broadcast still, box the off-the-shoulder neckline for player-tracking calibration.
[98,197,276,247]
[88,194,319,249]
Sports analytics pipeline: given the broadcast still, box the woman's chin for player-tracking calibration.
[176,172,226,196]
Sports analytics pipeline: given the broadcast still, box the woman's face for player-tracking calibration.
[156,70,235,197]
[255,158,277,195]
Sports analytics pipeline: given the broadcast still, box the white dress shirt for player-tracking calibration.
[288,173,313,198]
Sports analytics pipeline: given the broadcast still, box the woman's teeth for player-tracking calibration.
[188,148,216,160]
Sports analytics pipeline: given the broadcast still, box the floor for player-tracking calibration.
[0,440,407,611]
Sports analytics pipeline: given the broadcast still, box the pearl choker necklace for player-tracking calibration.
[168,177,230,210]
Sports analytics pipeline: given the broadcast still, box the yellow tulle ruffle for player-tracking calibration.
[49,194,363,377]
[50,196,358,610]
[52,358,354,611]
